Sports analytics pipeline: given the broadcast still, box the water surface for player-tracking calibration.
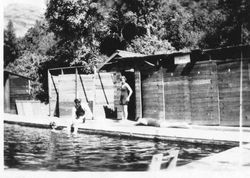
[4,123,233,171]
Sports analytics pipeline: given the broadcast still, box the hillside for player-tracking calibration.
[4,3,45,37]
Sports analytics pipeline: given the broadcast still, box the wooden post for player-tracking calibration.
[216,64,221,126]
[239,49,243,148]
[148,154,163,171]
[135,69,142,118]
[48,70,51,116]
[4,76,11,113]
[75,68,78,99]
[161,67,166,121]
[93,66,97,120]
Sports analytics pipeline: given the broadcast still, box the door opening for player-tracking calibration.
[122,71,136,121]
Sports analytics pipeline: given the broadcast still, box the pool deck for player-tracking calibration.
[4,113,250,144]
[3,113,250,175]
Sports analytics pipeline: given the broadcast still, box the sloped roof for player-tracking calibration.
[115,50,145,58]
[98,45,250,71]
[98,50,145,71]
[98,49,191,71]
[4,70,33,80]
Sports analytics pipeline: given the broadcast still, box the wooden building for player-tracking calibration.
[4,70,32,114]
[48,51,144,119]
[99,45,250,126]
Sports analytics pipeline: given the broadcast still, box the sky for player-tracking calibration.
[3,0,48,37]
[3,0,47,9]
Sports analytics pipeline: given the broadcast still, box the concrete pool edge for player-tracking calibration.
[4,113,250,145]
[78,127,239,146]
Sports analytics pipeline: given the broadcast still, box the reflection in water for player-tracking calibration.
[4,123,233,171]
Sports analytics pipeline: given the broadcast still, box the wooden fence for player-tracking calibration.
[48,67,115,119]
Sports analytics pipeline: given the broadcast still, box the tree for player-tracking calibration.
[127,35,175,55]
[4,20,19,67]
[6,20,56,102]
[103,0,203,51]
[98,0,163,55]
[214,0,250,46]
[45,0,108,67]
[186,0,250,48]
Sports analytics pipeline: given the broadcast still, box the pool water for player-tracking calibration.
[4,123,233,171]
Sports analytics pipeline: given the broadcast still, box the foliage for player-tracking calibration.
[5,0,250,102]
[213,0,250,46]
[44,0,108,68]
[6,20,56,102]
[127,35,175,55]
[4,20,19,67]
[182,0,250,48]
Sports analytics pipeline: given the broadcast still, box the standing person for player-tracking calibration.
[71,98,86,134]
[120,76,133,120]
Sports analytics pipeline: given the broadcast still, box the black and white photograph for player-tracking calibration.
[2,0,250,177]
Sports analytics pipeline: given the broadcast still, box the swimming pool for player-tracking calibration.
[4,123,234,171]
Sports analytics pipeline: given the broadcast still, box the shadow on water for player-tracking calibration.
[4,123,234,171]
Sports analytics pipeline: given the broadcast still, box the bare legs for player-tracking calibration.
[121,105,128,120]
[69,116,85,134]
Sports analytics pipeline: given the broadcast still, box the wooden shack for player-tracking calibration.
[99,45,250,126]
[4,70,32,114]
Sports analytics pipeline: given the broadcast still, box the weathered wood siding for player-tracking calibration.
[164,69,191,123]
[7,75,31,114]
[58,74,76,117]
[4,76,11,113]
[189,61,219,125]
[218,60,250,126]
[141,69,164,119]
[48,73,59,117]
[49,72,115,119]
[116,58,249,126]
[15,100,49,116]
[247,60,250,125]
[135,70,142,119]
[95,73,116,119]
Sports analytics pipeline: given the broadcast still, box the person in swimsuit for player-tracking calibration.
[71,98,86,134]
[120,76,133,120]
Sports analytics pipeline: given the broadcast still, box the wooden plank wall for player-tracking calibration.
[136,58,249,126]
[95,73,116,119]
[164,65,191,123]
[56,73,115,119]
[218,60,250,126]
[141,69,164,119]
[135,70,142,119]
[15,100,49,116]
[48,74,59,117]
[247,60,250,125]
[58,74,76,117]
[9,75,31,114]
[189,61,220,125]
[4,76,11,113]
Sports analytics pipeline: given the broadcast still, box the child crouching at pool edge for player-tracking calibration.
[70,98,86,134]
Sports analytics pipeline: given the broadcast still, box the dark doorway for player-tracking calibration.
[123,71,136,121]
